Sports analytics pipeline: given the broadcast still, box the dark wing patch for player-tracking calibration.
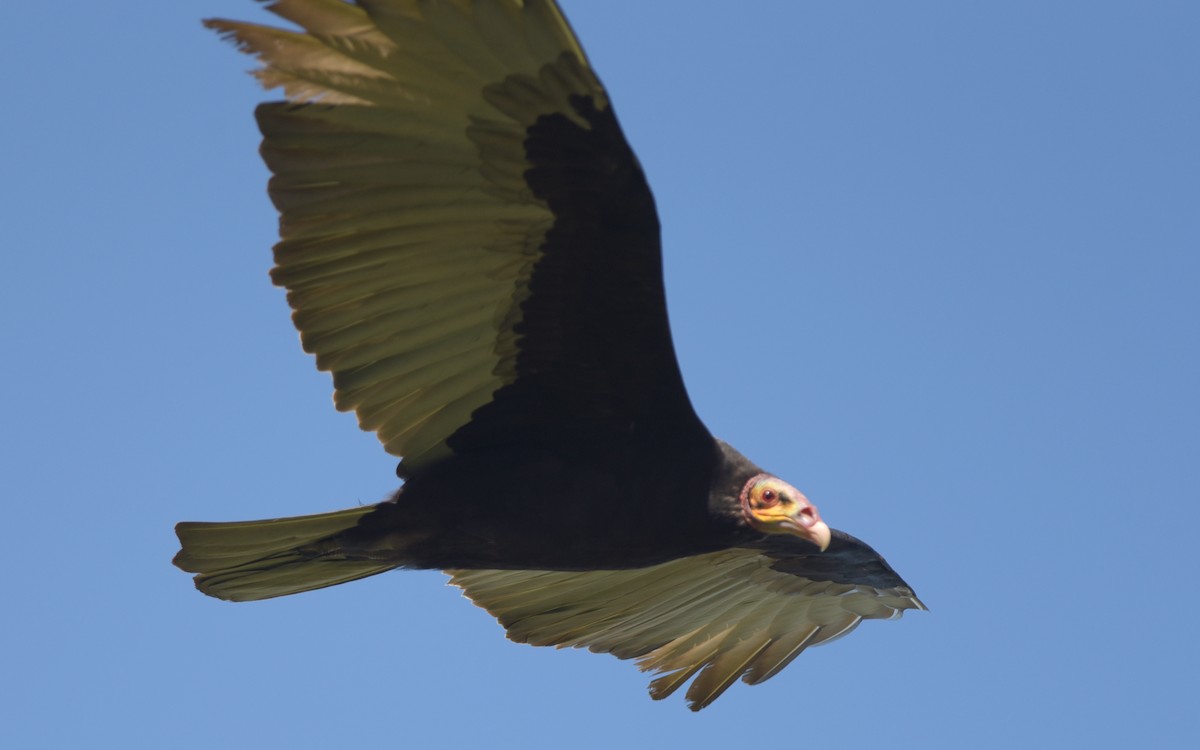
[207,0,706,476]
[446,91,706,459]
[449,538,923,711]
[755,528,921,590]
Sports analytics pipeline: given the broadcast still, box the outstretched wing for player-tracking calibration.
[449,531,924,710]
[209,0,706,475]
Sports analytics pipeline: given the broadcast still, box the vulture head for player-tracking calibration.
[740,474,831,551]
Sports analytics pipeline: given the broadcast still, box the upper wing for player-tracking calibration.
[449,531,924,710]
[210,0,706,474]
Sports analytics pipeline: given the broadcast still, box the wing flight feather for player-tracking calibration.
[450,545,923,710]
[208,1,702,473]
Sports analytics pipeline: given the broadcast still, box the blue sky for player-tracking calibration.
[4,1,1197,747]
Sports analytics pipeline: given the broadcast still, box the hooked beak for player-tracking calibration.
[782,513,832,552]
[765,491,831,551]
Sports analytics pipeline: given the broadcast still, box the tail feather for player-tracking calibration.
[174,505,396,602]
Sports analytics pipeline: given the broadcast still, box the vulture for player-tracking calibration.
[175,0,924,710]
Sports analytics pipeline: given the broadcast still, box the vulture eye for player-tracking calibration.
[759,488,779,508]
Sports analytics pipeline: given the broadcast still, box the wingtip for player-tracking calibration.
[201,18,237,38]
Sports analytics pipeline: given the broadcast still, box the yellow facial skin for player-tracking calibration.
[741,475,832,551]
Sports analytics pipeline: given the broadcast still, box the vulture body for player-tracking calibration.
[175,0,923,710]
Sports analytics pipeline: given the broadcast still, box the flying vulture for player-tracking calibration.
[174,0,924,710]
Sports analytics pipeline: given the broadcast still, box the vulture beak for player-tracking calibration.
[782,510,832,552]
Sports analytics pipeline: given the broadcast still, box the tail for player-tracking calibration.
[174,505,397,602]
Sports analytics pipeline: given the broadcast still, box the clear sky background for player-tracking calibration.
[4,1,1197,747]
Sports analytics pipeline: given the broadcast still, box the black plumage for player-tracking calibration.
[175,0,922,710]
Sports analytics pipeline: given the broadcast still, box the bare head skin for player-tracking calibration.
[740,474,832,551]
